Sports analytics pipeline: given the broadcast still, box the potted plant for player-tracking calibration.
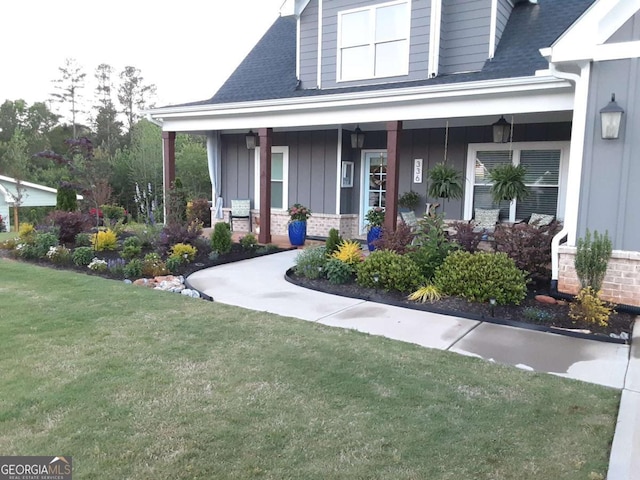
[398,190,421,212]
[488,164,529,204]
[427,163,463,216]
[287,203,312,246]
[364,207,385,251]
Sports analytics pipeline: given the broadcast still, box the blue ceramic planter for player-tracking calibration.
[367,226,382,251]
[288,220,307,246]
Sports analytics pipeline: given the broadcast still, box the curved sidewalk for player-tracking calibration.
[187,250,639,480]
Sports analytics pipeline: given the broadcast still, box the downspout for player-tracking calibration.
[546,60,591,293]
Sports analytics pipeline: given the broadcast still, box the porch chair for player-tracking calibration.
[471,208,500,239]
[230,199,251,232]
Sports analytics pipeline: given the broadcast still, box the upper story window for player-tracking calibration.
[338,1,410,82]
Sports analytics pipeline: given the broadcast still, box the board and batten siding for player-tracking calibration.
[579,56,640,252]
[606,10,640,44]
[299,0,319,88]
[439,0,492,74]
[298,0,431,89]
[220,131,338,216]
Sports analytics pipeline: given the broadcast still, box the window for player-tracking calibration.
[254,146,288,210]
[465,143,569,222]
[338,1,410,82]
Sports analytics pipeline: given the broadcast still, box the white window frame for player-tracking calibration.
[464,141,570,222]
[254,146,289,211]
[336,0,411,83]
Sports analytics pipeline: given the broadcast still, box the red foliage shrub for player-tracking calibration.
[45,210,91,244]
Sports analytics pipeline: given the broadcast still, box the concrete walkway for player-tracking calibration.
[187,249,639,479]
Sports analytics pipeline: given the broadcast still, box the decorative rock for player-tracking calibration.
[556,300,568,306]
[181,289,200,298]
[123,279,132,284]
[535,295,557,305]
[133,278,148,286]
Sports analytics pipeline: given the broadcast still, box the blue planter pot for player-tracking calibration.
[288,220,307,246]
[367,226,383,251]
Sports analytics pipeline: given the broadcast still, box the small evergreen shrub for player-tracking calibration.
[295,246,328,279]
[92,229,118,251]
[569,287,614,327]
[372,223,415,254]
[142,253,168,277]
[208,251,220,261]
[256,244,278,254]
[169,242,197,263]
[325,257,355,285]
[72,247,94,266]
[325,228,343,255]
[121,236,142,260]
[356,250,424,293]
[409,214,458,280]
[46,210,89,244]
[239,233,258,251]
[574,229,612,292]
[123,258,143,279]
[56,184,77,211]
[34,232,59,257]
[128,223,161,249]
[434,251,528,305]
[100,204,126,222]
[522,307,555,323]
[210,222,232,255]
[74,232,92,247]
[331,240,364,265]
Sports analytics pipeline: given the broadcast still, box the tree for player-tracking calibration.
[93,64,122,155]
[51,58,86,138]
[1,129,29,230]
[175,134,211,200]
[118,66,156,135]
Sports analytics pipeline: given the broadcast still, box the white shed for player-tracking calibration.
[0,175,82,231]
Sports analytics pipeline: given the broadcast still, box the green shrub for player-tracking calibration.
[56,184,77,211]
[210,222,232,255]
[100,204,126,222]
[121,236,142,260]
[92,229,118,251]
[239,233,258,251]
[166,256,183,274]
[107,258,126,277]
[75,232,92,247]
[123,258,143,279]
[434,251,528,305]
[325,257,355,285]
[295,246,327,279]
[325,228,343,255]
[409,214,458,280]
[127,223,161,249]
[356,250,424,293]
[256,244,278,254]
[34,232,59,257]
[72,247,94,266]
[575,229,612,292]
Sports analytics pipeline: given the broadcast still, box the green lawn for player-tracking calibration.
[0,232,18,242]
[0,259,619,479]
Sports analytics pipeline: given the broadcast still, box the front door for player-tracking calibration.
[361,150,387,233]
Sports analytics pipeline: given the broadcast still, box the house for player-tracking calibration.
[148,0,640,308]
[0,175,81,231]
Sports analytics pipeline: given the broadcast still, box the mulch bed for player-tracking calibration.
[286,270,636,344]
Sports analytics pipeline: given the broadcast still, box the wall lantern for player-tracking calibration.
[492,116,510,143]
[600,93,624,140]
[351,126,365,149]
[245,130,259,149]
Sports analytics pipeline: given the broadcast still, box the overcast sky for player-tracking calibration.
[1,0,285,113]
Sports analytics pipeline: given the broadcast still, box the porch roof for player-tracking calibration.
[171,0,595,108]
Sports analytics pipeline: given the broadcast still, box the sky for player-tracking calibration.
[1,0,285,117]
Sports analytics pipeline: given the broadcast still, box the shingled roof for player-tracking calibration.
[187,0,594,107]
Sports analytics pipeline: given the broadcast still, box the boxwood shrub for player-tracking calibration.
[356,250,424,293]
[434,251,528,305]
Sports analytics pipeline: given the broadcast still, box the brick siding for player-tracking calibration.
[558,246,640,307]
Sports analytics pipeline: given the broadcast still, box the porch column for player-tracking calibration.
[162,131,176,224]
[384,121,402,232]
[258,128,273,244]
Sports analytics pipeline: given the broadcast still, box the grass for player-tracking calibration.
[0,231,18,242]
[0,259,620,479]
